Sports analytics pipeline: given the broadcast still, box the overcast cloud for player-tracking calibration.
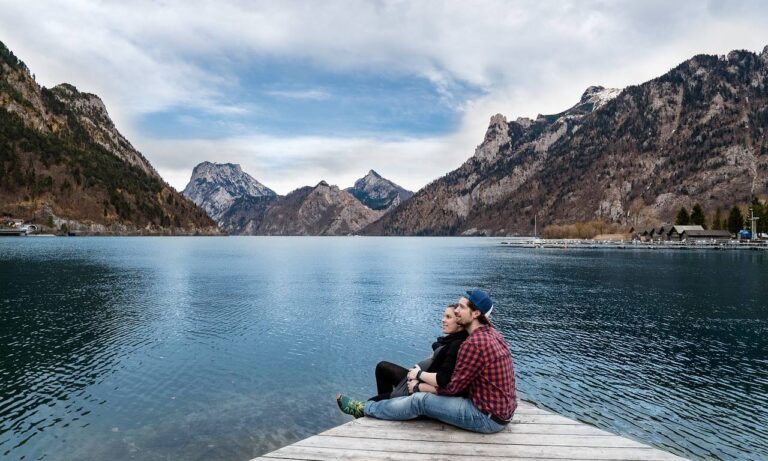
[2,1,768,193]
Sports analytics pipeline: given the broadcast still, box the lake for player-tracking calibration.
[1,237,766,460]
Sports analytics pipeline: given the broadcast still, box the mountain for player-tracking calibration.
[345,169,413,210]
[366,47,768,236]
[232,181,383,235]
[0,40,217,235]
[182,161,276,224]
[218,194,279,234]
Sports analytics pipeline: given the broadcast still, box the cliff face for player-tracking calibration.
[345,169,413,211]
[235,181,383,235]
[0,41,218,234]
[182,162,276,224]
[368,47,768,236]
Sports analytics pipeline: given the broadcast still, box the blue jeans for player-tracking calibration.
[363,393,506,434]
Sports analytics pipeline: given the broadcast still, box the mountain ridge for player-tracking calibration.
[229,181,384,235]
[366,46,768,236]
[0,40,218,235]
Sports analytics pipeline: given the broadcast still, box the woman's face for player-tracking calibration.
[442,307,463,334]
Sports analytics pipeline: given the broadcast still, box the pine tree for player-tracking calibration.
[690,203,706,228]
[711,208,722,230]
[675,207,690,225]
[727,206,744,234]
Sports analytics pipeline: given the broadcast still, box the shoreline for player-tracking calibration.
[501,238,768,250]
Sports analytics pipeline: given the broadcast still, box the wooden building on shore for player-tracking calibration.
[680,229,732,242]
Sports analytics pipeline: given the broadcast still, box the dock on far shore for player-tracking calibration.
[501,238,768,251]
[252,400,687,461]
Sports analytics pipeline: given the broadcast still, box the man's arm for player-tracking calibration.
[407,366,438,387]
[407,378,438,394]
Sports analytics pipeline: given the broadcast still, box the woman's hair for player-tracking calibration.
[466,299,490,325]
[447,303,458,309]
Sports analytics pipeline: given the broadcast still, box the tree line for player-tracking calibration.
[675,198,767,234]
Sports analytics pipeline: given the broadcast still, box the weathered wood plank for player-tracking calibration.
[348,417,617,436]
[350,413,595,428]
[320,425,649,448]
[509,402,554,414]
[256,445,599,461]
[296,436,685,460]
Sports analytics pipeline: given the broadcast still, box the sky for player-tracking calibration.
[2,1,768,194]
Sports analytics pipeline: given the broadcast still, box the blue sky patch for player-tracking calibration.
[138,58,484,139]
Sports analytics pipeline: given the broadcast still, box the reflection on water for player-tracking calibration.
[1,238,766,460]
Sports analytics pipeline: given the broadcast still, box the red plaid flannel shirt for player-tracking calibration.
[438,324,516,420]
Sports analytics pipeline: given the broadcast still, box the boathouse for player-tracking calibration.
[667,225,704,241]
[652,224,673,241]
[680,229,732,242]
[635,227,655,241]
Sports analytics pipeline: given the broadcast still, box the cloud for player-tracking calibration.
[2,0,768,193]
[265,89,332,101]
[140,132,474,195]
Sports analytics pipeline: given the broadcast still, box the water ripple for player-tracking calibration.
[1,238,766,460]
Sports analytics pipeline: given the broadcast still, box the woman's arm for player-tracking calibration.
[407,366,438,387]
[407,378,438,394]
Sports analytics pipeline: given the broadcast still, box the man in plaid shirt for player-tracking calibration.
[336,289,516,433]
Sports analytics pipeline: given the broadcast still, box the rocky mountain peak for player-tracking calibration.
[346,170,413,211]
[2,40,158,178]
[580,85,606,100]
[578,85,622,111]
[316,180,330,188]
[44,82,159,177]
[474,113,510,162]
[182,162,275,223]
[50,84,111,127]
[0,40,28,72]
[514,117,534,129]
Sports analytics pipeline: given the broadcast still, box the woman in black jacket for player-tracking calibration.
[368,303,468,401]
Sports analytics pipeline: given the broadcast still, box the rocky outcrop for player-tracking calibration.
[238,181,383,235]
[367,47,768,235]
[345,170,413,210]
[182,162,276,223]
[0,40,218,235]
[473,114,511,163]
[218,194,279,234]
[50,84,159,177]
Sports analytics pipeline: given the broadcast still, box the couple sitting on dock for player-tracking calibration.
[336,289,516,434]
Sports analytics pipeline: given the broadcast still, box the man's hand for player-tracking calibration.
[407,364,421,381]
[407,378,419,394]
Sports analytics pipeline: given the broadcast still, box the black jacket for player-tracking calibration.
[426,330,469,389]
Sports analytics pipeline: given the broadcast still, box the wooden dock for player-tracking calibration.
[252,401,687,460]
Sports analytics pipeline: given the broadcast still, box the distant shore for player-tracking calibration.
[501,238,768,250]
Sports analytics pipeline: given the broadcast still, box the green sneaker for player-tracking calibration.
[336,394,365,418]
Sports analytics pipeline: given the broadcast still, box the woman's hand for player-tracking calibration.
[407,364,421,381]
[407,378,419,394]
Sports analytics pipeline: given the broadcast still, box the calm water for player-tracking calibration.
[1,237,767,460]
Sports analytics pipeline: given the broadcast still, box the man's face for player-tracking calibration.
[454,297,475,326]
